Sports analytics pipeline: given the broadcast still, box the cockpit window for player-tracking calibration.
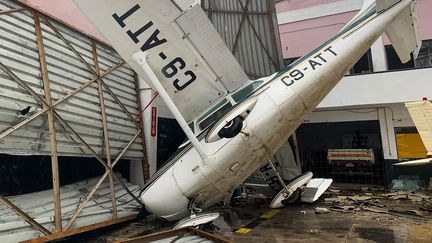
[198,102,233,131]
[232,81,264,102]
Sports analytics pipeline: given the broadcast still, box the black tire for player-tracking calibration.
[218,116,244,139]
[282,188,301,205]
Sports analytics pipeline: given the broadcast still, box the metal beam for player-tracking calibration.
[239,0,279,68]
[0,195,52,236]
[0,61,125,141]
[62,129,144,230]
[42,16,141,131]
[1,62,143,212]
[34,13,62,232]
[0,6,144,236]
[52,111,144,209]
[42,17,96,74]
[52,61,126,108]
[202,8,267,15]
[266,0,283,70]
[133,72,150,181]
[92,40,118,219]
[232,0,252,54]
[0,8,25,15]
[23,215,137,243]
[100,80,141,130]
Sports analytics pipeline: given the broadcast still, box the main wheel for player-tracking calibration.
[218,116,244,139]
[282,188,301,205]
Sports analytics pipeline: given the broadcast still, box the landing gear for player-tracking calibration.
[173,198,220,229]
[173,212,220,229]
[282,188,302,205]
[265,159,313,209]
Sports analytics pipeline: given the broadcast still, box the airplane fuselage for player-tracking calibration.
[140,0,414,221]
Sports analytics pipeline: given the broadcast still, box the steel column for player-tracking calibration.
[92,40,118,219]
[43,16,140,130]
[0,3,145,237]
[134,72,150,181]
[34,13,62,232]
[64,130,143,230]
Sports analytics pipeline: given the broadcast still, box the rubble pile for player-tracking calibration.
[321,187,432,220]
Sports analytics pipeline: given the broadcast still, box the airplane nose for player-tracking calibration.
[140,173,191,221]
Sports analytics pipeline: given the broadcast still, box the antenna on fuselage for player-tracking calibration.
[132,51,208,160]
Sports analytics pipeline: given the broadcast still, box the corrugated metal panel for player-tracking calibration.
[0,175,141,242]
[202,0,284,79]
[0,0,144,159]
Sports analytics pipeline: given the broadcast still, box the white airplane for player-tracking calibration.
[395,100,432,166]
[75,0,421,226]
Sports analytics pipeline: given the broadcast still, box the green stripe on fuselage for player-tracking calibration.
[142,7,378,192]
[270,8,377,82]
[216,7,377,114]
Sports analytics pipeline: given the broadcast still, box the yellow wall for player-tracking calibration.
[396,133,427,159]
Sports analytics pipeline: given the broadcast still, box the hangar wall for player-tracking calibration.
[277,0,432,186]
[0,0,145,159]
[0,0,148,234]
[201,0,284,79]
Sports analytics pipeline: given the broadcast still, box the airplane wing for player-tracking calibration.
[395,158,432,166]
[405,100,432,158]
[74,0,250,123]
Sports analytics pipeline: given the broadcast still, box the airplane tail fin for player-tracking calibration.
[346,0,421,63]
[381,0,422,63]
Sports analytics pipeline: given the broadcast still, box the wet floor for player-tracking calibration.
[77,187,432,243]
[213,204,409,242]
[209,189,432,243]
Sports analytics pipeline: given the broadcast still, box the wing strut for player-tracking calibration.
[132,51,208,160]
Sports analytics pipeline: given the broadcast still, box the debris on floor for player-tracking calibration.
[321,184,432,221]
[113,227,233,243]
[211,184,432,242]
[63,183,432,243]
[391,175,422,192]
[301,178,333,203]
[315,207,329,214]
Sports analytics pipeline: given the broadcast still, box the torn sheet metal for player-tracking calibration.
[0,175,141,242]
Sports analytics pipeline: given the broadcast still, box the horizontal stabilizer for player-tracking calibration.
[301,178,333,203]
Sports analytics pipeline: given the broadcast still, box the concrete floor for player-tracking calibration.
[213,203,431,242]
[72,186,432,243]
[210,187,432,243]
